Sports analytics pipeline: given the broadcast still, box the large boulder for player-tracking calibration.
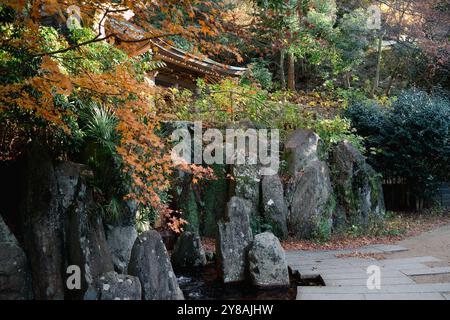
[60,162,115,299]
[284,129,322,173]
[200,164,228,237]
[231,163,261,214]
[171,231,207,268]
[247,232,289,287]
[106,225,137,274]
[128,230,184,300]
[329,141,385,229]
[18,142,65,299]
[286,160,334,239]
[216,196,253,283]
[85,271,141,300]
[229,121,262,214]
[175,174,201,234]
[0,216,33,300]
[261,174,288,239]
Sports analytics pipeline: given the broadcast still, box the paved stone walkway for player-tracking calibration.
[287,244,450,300]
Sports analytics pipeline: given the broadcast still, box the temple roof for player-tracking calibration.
[107,17,246,82]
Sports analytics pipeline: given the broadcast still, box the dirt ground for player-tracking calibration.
[387,222,450,264]
[384,222,450,284]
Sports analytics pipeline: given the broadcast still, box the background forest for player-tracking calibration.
[1,0,449,234]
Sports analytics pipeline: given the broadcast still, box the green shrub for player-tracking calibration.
[346,89,450,205]
[240,59,273,90]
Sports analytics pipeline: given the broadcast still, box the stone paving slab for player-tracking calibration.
[325,276,415,286]
[297,292,445,300]
[288,247,450,300]
[298,283,450,295]
[367,244,409,253]
[400,267,450,276]
[296,267,367,276]
[293,258,377,267]
[321,270,408,280]
[380,256,441,265]
[297,293,366,300]
[363,293,445,300]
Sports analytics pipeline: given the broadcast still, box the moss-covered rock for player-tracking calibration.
[329,140,385,232]
[200,164,228,237]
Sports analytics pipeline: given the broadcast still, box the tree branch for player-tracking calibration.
[31,32,180,58]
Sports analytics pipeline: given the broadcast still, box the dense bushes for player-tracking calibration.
[346,89,450,207]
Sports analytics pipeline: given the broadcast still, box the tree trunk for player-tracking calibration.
[385,66,399,96]
[372,33,383,96]
[280,48,286,90]
[345,72,351,88]
[287,52,295,91]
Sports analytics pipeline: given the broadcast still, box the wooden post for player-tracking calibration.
[287,52,295,91]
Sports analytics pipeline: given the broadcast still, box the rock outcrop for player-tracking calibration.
[216,196,253,283]
[329,141,385,229]
[284,129,322,173]
[229,121,261,214]
[106,225,137,274]
[128,230,184,300]
[85,271,141,300]
[286,160,334,239]
[284,129,333,239]
[247,232,289,287]
[261,174,288,239]
[18,142,65,300]
[171,231,207,268]
[0,216,33,300]
[61,162,115,299]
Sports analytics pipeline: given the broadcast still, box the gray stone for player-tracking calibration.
[128,230,184,300]
[261,174,288,239]
[61,162,114,299]
[18,142,65,299]
[364,293,445,300]
[0,216,33,300]
[174,174,201,235]
[248,232,289,287]
[400,267,450,276]
[232,164,260,213]
[284,129,322,173]
[297,292,366,300]
[55,161,91,211]
[86,271,141,300]
[286,160,334,239]
[171,231,207,268]
[229,121,261,213]
[329,141,385,229]
[106,225,137,273]
[216,196,253,283]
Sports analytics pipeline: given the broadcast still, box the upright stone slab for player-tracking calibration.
[284,129,322,173]
[229,121,262,213]
[329,141,385,229]
[216,196,253,283]
[0,216,33,300]
[261,174,288,239]
[106,225,137,274]
[59,162,115,299]
[18,142,65,300]
[283,129,333,239]
[286,160,334,239]
[128,230,184,300]
[171,231,207,268]
[248,232,290,287]
[232,163,261,213]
